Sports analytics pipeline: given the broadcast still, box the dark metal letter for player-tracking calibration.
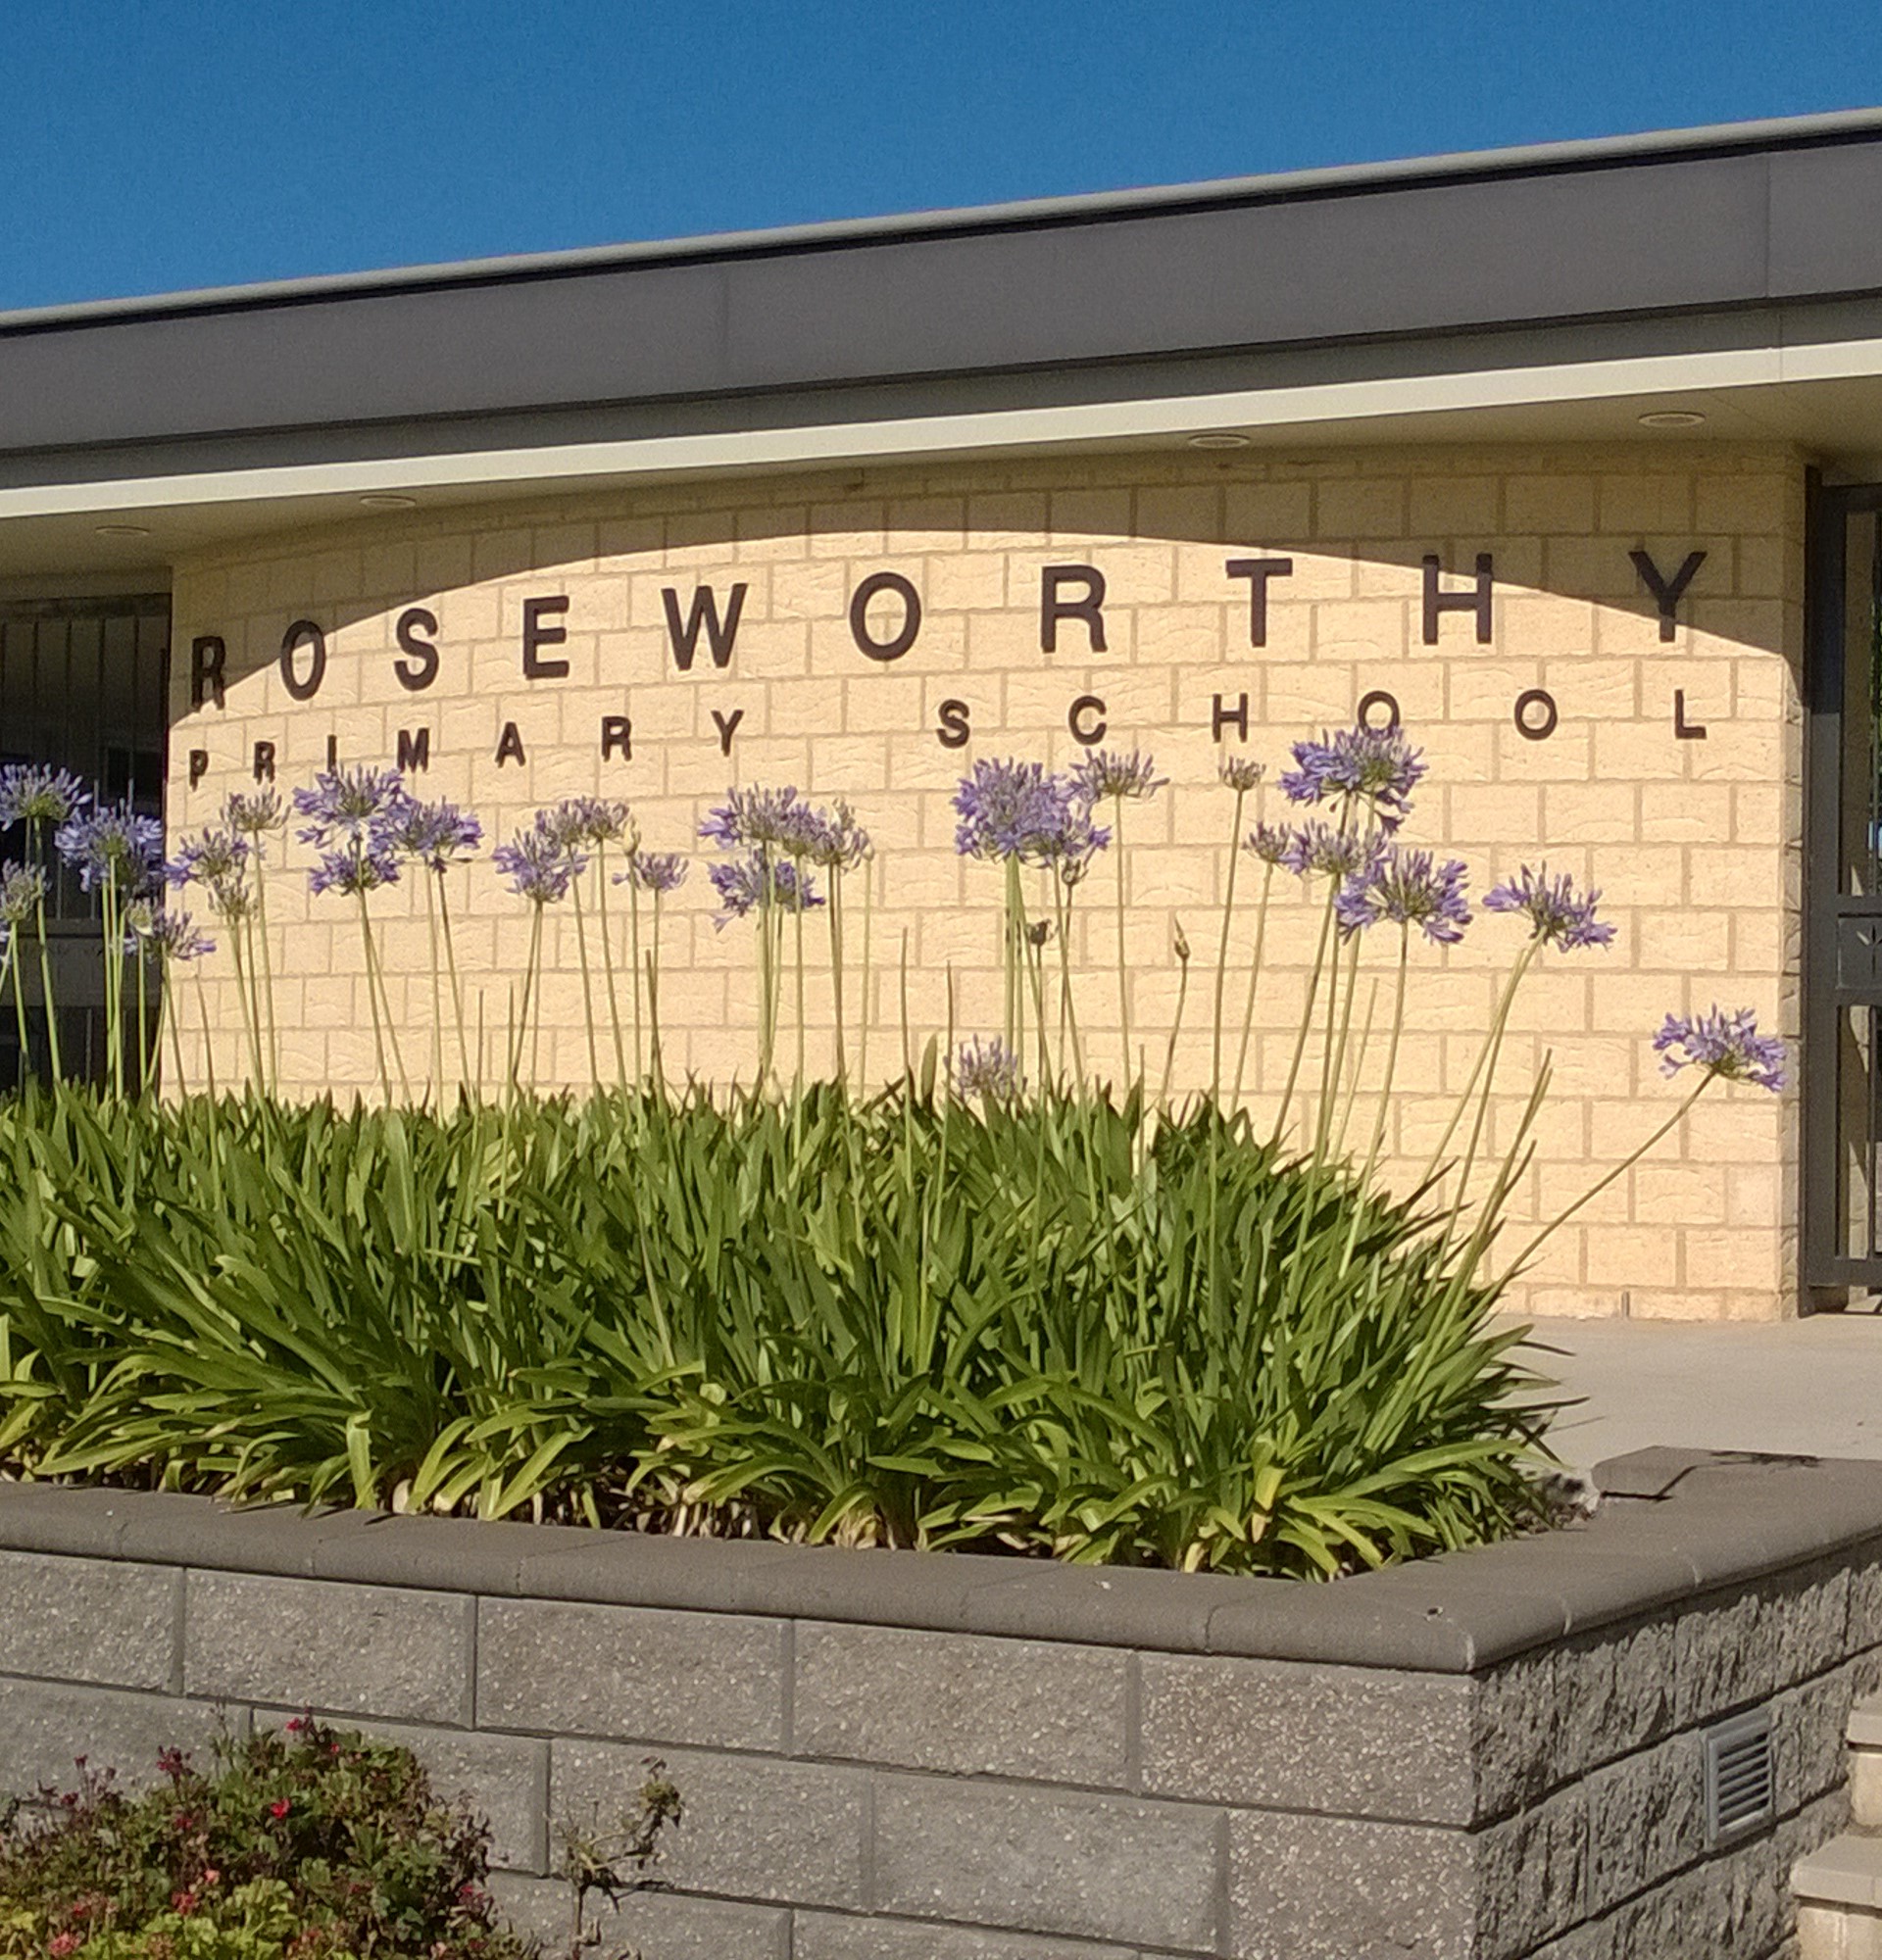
[394,607,440,692]
[396,727,431,773]
[1630,549,1708,642]
[190,635,226,710]
[1225,558,1294,647]
[663,584,748,671]
[1212,693,1250,742]
[495,721,526,766]
[279,619,327,702]
[1422,554,1494,645]
[1041,565,1107,653]
[1068,695,1107,746]
[521,596,570,679]
[936,699,971,749]
[711,708,744,756]
[601,714,632,760]
[850,571,921,662]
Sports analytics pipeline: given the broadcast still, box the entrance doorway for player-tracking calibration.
[0,594,170,1089]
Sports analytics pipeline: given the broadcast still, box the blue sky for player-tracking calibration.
[5,1,1881,310]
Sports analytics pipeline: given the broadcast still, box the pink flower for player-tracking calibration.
[270,1797,291,1820]
[47,1935,81,1957]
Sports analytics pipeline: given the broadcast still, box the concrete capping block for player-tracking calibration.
[2,1448,1881,1676]
[1795,1832,1882,1911]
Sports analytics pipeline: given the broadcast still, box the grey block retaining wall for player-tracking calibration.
[1,1448,1878,1959]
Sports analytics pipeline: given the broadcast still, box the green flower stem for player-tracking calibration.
[159,952,188,1097]
[252,842,278,1091]
[353,893,392,1104]
[1053,880,1086,1095]
[1511,1073,1715,1273]
[1112,796,1130,1087]
[1361,925,1412,1186]
[1159,919,1192,1105]
[647,897,666,1090]
[421,871,445,1102]
[509,904,544,1096]
[858,858,875,1090]
[135,930,150,1096]
[1210,786,1248,1104]
[29,820,61,1080]
[627,878,645,1083]
[1231,860,1277,1108]
[438,873,472,1093]
[1271,872,1341,1147]
[193,965,220,1105]
[595,850,630,1091]
[793,892,808,1089]
[5,935,28,1076]
[227,917,267,1095]
[570,875,602,1089]
[828,869,847,1086]
[1421,938,1540,1192]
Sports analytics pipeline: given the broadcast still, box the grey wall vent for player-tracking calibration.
[1703,1709,1775,1847]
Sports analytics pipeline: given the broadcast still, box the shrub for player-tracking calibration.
[0,1081,1547,1576]
[0,1719,522,1959]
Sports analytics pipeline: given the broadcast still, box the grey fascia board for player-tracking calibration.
[10,122,1882,465]
[8,105,1882,334]
[3,1449,1880,1674]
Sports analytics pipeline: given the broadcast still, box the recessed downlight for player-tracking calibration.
[1188,431,1252,450]
[1638,410,1708,428]
[359,493,419,510]
[93,523,151,538]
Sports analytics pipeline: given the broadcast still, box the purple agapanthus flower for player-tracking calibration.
[952,760,1075,863]
[124,900,214,962]
[1281,820,1385,882]
[389,797,484,873]
[166,829,250,890]
[223,789,286,837]
[1027,803,1112,886]
[0,763,90,830]
[1482,865,1615,953]
[493,822,587,905]
[1219,757,1265,793]
[700,785,812,854]
[0,862,45,925]
[55,801,164,892]
[952,1035,1023,1102]
[807,800,871,871]
[292,766,410,849]
[1335,848,1472,946]
[1071,748,1166,805]
[708,854,823,928]
[538,796,635,851]
[1654,1005,1786,1093]
[1280,724,1425,831]
[309,847,401,898]
[619,852,689,896]
[1244,822,1294,865]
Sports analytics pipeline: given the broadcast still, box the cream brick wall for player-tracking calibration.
[167,441,1808,1322]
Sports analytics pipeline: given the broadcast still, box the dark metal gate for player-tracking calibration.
[0,594,170,1088]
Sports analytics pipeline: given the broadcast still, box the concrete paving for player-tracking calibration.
[1511,1311,1882,1473]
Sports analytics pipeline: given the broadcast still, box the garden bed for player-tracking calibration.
[0,1448,1875,1958]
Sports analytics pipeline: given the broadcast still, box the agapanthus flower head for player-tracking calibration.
[952,759,1076,863]
[1482,864,1616,953]
[1654,1005,1786,1093]
[206,874,256,923]
[708,853,823,928]
[0,861,45,926]
[1279,724,1425,831]
[1028,803,1112,886]
[1219,757,1266,793]
[700,785,812,854]
[952,1036,1023,1103]
[0,764,90,830]
[309,847,401,898]
[807,800,871,871]
[539,796,635,852]
[222,789,286,836]
[388,797,484,872]
[619,852,689,896]
[292,766,410,849]
[166,829,249,890]
[124,901,214,962]
[1334,848,1472,946]
[1071,748,1166,805]
[1281,820,1385,883]
[55,801,164,892]
[1244,821,1294,866]
[493,823,586,905]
